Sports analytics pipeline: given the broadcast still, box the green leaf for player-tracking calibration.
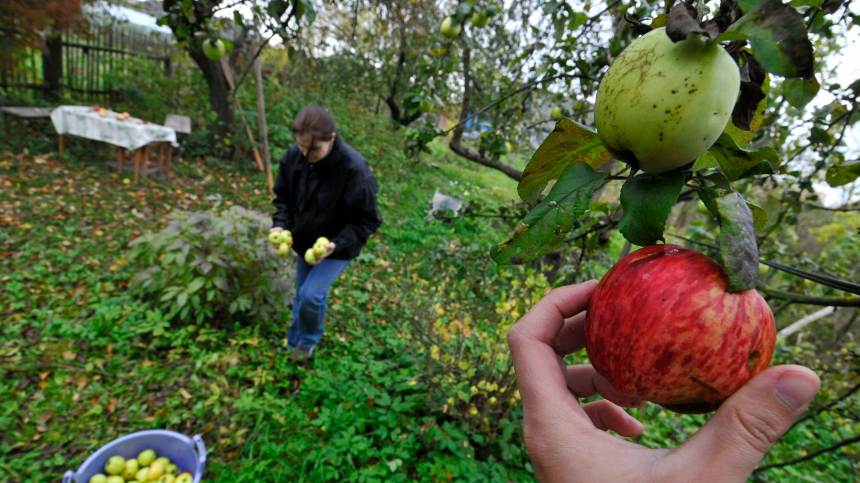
[233,11,245,28]
[492,164,607,265]
[618,171,685,247]
[747,202,769,233]
[724,73,771,147]
[300,0,316,24]
[789,0,823,7]
[692,151,720,171]
[518,119,611,204]
[783,77,820,109]
[569,12,588,30]
[726,0,814,78]
[707,134,778,181]
[826,161,860,187]
[187,278,205,294]
[177,291,188,308]
[714,193,759,292]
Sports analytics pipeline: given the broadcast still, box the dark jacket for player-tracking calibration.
[271,135,382,260]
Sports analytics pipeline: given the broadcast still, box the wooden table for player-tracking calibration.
[1,107,56,153]
[50,106,178,183]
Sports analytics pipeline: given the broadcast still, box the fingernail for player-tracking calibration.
[775,371,818,410]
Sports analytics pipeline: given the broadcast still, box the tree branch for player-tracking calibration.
[759,287,860,307]
[754,434,860,473]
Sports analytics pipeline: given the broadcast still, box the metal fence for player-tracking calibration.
[0,24,174,101]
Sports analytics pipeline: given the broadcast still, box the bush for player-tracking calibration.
[127,205,294,324]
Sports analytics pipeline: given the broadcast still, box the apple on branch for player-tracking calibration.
[584,244,776,414]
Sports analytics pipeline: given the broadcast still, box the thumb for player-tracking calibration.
[676,365,820,480]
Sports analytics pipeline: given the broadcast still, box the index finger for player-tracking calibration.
[507,281,598,408]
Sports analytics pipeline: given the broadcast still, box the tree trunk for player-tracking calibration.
[449,46,523,182]
[42,35,63,101]
[188,47,234,154]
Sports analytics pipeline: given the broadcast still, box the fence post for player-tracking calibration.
[42,35,64,101]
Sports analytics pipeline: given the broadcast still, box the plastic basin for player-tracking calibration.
[62,430,206,483]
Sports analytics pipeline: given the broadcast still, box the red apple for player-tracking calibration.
[584,244,776,414]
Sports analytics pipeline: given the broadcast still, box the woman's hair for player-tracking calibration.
[291,105,336,141]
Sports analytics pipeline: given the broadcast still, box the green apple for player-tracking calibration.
[153,457,170,468]
[504,141,513,154]
[122,458,140,480]
[174,472,194,483]
[105,455,126,475]
[158,474,176,483]
[137,449,157,467]
[313,244,327,257]
[106,476,124,483]
[550,106,563,120]
[135,467,149,482]
[89,474,108,483]
[304,248,318,265]
[418,99,433,113]
[282,230,293,243]
[202,39,226,61]
[148,461,166,481]
[164,464,178,475]
[471,11,490,27]
[277,242,291,256]
[594,28,740,173]
[268,231,284,245]
[440,17,461,38]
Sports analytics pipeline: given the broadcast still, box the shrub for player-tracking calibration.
[127,205,294,324]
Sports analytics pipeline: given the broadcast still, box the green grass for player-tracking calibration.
[2,97,858,482]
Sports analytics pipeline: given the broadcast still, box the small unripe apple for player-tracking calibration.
[471,11,489,27]
[135,467,149,482]
[148,461,165,481]
[268,231,284,245]
[89,474,108,483]
[585,244,776,414]
[277,242,291,256]
[418,99,433,113]
[305,248,318,265]
[153,457,170,467]
[202,38,226,61]
[158,474,176,483]
[282,230,293,243]
[164,464,178,475]
[503,141,513,154]
[104,455,126,475]
[594,28,740,173]
[106,476,124,483]
[550,106,563,120]
[440,17,461,38]
[137,449,156,467]
[122,458,140,480]
[174,472,194,483]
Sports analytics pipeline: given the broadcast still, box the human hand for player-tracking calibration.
[315,242,336,261]
[506,281,821,483]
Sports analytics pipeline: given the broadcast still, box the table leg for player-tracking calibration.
[166,144,173,177]
[117,147,124,169]
[3,113,9,146]
[17,117,24,153]
[59,135,64,155]
[133,148,141,184]
[141,144,150,179]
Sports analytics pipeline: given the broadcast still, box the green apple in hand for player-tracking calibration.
[277,242,291,256]
[137,449,157,466]
[104,455,126,475]
[305,248,318,265]
[89,475,107,483]
[268,231,284,245]
[175,472,194,483]
[313,237,330,257]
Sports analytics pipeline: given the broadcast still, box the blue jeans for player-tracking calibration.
[286,256,351,353]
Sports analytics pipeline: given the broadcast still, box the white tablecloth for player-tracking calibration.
[50,106,178,151]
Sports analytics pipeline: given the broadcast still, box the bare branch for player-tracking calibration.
[754,434,860,473]
[759,287,860,308]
